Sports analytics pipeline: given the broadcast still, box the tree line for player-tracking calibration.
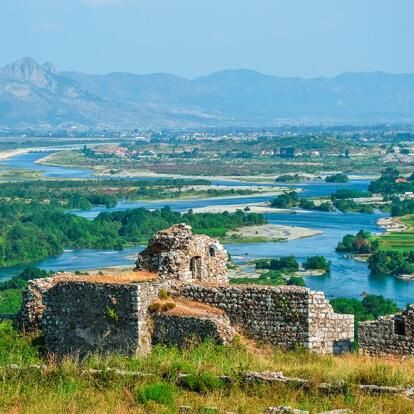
[0,201,266,267]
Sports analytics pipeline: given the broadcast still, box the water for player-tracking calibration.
[1,152,94,179]
[0,246,144,281]
[1,151,413,306]
[228,210,414,307]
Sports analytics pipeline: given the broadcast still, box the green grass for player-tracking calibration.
[378,215,414,252]
[2,321,414,413]
[0,323,414,414]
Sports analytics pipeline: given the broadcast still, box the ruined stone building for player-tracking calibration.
[135,224,228,284]
[359,305,414,356]
[18,224,354,357]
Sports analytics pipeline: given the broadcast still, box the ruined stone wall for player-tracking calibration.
[307,291,354,354]
[152,313,235,348]
[42,280,159,357]
[135,224,228,285]
[18,277,57,332]
[359,305,414,356]
[176,284,354,354]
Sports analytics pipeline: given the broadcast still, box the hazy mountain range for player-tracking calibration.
[1,57,414,129]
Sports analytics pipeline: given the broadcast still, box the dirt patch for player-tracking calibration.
[52,270,157,284]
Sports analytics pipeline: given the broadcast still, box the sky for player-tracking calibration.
[1,0,413,79]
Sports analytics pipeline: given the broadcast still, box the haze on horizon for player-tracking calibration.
[1,0,413,79]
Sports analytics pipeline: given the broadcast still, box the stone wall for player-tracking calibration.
[135,224,228,285]
[152,312,235,348]
[176,284,354,354]
[359,305,414,356]
[42,279,158,357]
[307,291,355,355]
[18,277,57,332]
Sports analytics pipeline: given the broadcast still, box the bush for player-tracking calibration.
[336,230,378,254]
[162,302,176,312]
[303,256,331,273]
[0,289,22,314]
[325,173,349,183]
[136,382,176,405]
[331,295,399,322]
[299,198,333,212]
[180,372,226,393]
[287,277,305,286]
[270,191,299,208]
[331,189,372,200]
[368,251,414,275]
[148,303,161,313]
[255,256,299,272]
[158,288,170,300]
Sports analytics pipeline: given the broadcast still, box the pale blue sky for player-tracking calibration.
[1,0,413,78]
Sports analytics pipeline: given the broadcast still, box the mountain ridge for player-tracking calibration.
[1,57,414,129]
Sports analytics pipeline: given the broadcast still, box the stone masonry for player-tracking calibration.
[177,284,354,354]
[152,312,236,348]
[359,305,414,356]
[18,277,58,332]
[41,273,159,356]
[17,225,355,356]
[135,224,228,285]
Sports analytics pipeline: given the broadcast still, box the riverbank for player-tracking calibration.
[191,202,310,214]
[224,224,323,243]
[0,149,30,160]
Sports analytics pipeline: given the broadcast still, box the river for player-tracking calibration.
[1,152,413,306]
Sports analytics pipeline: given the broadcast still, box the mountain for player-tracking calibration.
[1,57,414,129]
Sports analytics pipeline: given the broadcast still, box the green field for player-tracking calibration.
[379,215,414,252]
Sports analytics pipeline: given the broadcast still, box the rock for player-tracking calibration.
[266,407,309,414]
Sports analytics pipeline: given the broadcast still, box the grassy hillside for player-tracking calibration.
[1,321,414,413]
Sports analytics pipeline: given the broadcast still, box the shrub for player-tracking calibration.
[162,302,176,312]
[325,173,349,183]
[106,308,119,320]
[0,289,22,314]
[148,303,161,313]
[303,256,331,273]
[287,277,305,286]
[136,382,175,405]
[180,372,226,393]
[331,295,399,322]
[158,288,170,300]
[255,256,299,272]
[270,191,299,208]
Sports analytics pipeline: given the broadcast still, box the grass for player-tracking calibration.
[1,321,414,413]
[378,215,414,253]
